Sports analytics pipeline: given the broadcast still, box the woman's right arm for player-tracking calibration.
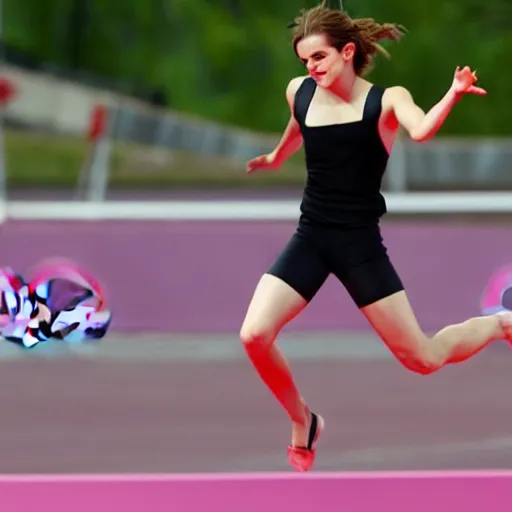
[246,76,305,173]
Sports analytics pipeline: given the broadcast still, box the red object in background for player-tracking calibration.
[88,104,108,140]
[0,78,17,105]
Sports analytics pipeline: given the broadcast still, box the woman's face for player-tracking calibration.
[296,33,355,88]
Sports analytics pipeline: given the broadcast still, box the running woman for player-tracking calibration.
[240,3,507,472]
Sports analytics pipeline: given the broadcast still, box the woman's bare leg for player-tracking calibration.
[360,290,509,374]
[240,273,312,446]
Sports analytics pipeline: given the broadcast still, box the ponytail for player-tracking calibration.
[353,18,406,58]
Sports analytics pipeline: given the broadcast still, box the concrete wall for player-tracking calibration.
[3,64,124,135]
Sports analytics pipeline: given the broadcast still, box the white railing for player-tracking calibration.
[2,192,512,222]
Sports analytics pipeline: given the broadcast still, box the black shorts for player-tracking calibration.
[267,223,404,308]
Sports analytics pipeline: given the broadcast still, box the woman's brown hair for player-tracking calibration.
[289,2,406,75]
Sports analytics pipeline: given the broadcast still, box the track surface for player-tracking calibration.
[0,332,510,474]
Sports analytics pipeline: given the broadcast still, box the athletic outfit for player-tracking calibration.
[267,77,404,308]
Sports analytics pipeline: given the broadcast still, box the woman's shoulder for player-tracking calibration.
[285,75,311,106]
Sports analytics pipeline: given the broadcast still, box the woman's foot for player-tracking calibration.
[287,407,325,472]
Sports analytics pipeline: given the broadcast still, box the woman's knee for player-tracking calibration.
[239,274,307,354]
[239,321,278,356]
[402,354,441,375]
[362,291,443,375]
[393,338,442,376]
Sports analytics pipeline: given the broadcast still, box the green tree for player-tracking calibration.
[3,0,511,135]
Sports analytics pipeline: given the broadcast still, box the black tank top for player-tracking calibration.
[293,77,389,228]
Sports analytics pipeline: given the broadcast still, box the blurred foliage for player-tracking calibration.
[3,0,512,135]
